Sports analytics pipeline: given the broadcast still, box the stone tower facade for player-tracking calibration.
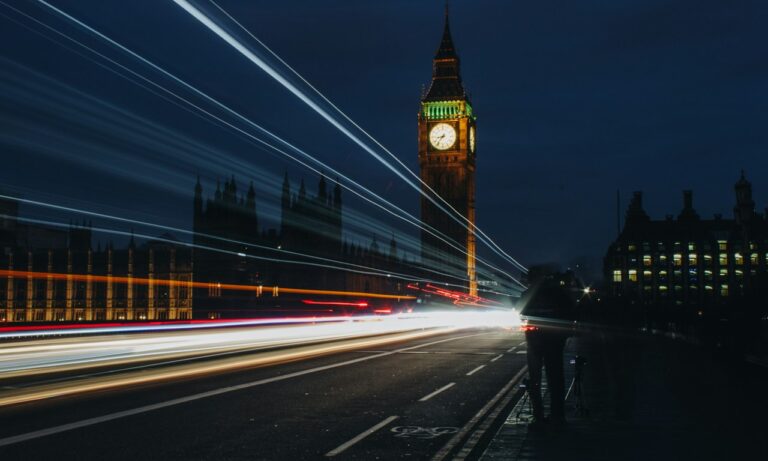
[418,8,477,296]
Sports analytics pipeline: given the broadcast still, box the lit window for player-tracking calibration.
[643,270,652,278]
[643,255,652,266]
[659,254,668,264]
[628,269,638,282]
[749,242,757,250]
[673,254,682,266]
[719,268,728,277]
[735,269,744,277]
[688,243,696,251]
[719,254,728,265]
[718,240,728,251]
[688,254,698,265]
[628,243,637,252]
[750,253,759,265]
[734,253,744,265]
[705,285,713,291]
[659,285,668,291]
[720,284,729,296]
[612,270,622,282]
[659,270,668,279]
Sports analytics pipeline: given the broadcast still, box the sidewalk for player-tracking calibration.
[481,329,768,460]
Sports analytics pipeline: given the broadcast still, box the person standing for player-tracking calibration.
[520,267,575,426]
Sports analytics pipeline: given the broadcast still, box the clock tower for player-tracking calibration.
[418,8,477,297]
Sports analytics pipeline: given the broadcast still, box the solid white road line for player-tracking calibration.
[454,368,529,460]
[466,365,485,376]
[419,382,456,402]
[0,332,487,448]
[431,366,528,461]
[516,350,527,354]
[325,415,399,457]
[490,354,503,362]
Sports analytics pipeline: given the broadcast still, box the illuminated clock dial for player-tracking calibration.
[429,123,456,150]
[469,126,476,153]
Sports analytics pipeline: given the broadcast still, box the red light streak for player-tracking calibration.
[301,300,369,308]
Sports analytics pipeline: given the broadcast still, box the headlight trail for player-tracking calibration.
[0,310,521,406]
[15,0,526,290]
[175,0,527,274]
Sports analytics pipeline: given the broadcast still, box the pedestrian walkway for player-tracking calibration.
[481,330,768,461]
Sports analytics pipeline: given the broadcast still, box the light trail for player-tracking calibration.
[0,268,415,301]
[179,0,527,273]
[0,311,521,406]
[0,212,507,297]
[15,0,526,290]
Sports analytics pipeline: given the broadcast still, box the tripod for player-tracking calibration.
[571,355,589,416]
[515,378,535,423]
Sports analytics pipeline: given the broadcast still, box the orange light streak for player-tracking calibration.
[0,270,415,301]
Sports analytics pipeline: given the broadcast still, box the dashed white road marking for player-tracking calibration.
[516,350,527,355]
[506,346,517,353]
[325,415,399,457]
[419,382,456,402]
[466,365,485,376]
[490,354,503,362]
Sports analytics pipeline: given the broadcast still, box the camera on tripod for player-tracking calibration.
[569,356,587,368]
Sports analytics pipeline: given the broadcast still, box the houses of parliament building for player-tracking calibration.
[0,172,409,323]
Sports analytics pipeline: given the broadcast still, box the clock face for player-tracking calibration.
[429,123,456,150]
[469,126,476,153]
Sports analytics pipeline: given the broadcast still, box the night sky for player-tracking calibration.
[2,0,768,282]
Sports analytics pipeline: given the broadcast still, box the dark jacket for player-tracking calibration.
[520,276,575,334]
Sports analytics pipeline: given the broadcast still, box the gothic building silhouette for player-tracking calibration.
[0,170,413,323]
[191,173,407,317]
[605,172,768,325]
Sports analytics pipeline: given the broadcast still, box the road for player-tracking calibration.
[0,327,528,460]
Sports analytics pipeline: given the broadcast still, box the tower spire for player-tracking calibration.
[423,4,465,102]
[436,3,457,60]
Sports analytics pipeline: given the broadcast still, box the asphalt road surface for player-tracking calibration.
[0,328,528,460]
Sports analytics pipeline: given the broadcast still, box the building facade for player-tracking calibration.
[0,170,412,323]
[418,9,478,296]
[605,173,768,314]
[190,173,409,318]
[0,214,194,323]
